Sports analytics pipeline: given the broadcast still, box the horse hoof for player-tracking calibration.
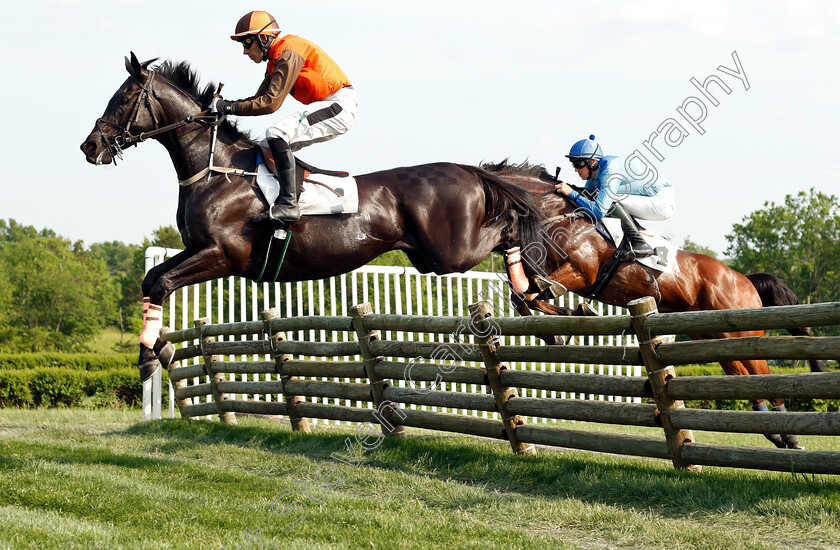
[154,340,176,369]
[780,433,801,449]
[139,359,160,382]
[765,434,786,448]
[573,302,599,316]
[544,335,565,346]
[535,276,566,299]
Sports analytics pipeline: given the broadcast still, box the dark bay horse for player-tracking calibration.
[487,162,826,449]
[80,54,545,382]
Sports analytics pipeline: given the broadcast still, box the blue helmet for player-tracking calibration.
[566,134,603,160]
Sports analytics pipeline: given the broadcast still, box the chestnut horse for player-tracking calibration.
[487,162,826,449]
[80,54,545,383]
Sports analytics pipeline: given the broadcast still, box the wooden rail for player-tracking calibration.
[159,299,840,475]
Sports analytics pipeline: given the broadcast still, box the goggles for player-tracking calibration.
[238,35,260,49]
[570,158,588,169]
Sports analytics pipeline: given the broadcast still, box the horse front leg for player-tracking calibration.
[507,259,597,345]
[138,250,197,380]
[508,291,565,346]
[138,246,230,381]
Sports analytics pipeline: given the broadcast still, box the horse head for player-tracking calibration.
[80,52,164,165]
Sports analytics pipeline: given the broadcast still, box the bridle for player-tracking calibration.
[93,69,257,186]
[93,71,220,165]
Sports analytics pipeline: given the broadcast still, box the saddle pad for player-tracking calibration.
[256,162,359,215]
[599,218,678,273]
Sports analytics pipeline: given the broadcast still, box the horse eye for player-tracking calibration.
[119,96,130,105]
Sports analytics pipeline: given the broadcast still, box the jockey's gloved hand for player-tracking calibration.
[209,97,221,113]
[213,99,236,115]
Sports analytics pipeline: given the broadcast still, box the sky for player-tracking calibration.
[1,0,839,256]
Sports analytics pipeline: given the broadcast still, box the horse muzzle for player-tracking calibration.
[80,135,114,165]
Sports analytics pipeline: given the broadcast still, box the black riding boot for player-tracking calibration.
[254,137,300,224]
[608,202,653,260]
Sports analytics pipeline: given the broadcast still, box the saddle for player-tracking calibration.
[578,219,666,300]
[258,146,349,192]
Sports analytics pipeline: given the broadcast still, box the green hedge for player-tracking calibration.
[0,356,834,412]
[0,353,135,371]
[0,367,161,408]
[674,364,840,411]
[682,398,840,412]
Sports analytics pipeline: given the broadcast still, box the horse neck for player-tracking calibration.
[545,195,605,257]
[151,86,242,184]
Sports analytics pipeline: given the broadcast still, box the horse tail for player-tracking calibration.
[746,272,827,372]
[457,164,546,254]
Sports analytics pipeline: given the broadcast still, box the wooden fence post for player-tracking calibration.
[469,301,536,456]
[195,318,237,424]
[160,326,189,417]
[627,296,699,471]
[351,303,406,437]
[261,308,310,433]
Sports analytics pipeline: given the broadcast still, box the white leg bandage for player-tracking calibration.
[506,247,530,295]
[139,301,162,349]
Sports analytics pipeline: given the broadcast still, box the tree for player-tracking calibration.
[0,235,117,351]
[0,267,12,344]
[151,225,184,249]
[726,189,840,305]
[681,236,720,260]
[89,240,139,277]
[89,240,143,346]
[106,226,187,346]
[0,218,57,242]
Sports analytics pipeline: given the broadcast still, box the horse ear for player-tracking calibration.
[125,52,143,78]
[125,51,144,78]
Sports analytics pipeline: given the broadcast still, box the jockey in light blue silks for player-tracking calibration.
[555,134,675,260]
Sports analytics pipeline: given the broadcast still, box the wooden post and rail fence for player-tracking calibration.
[159,298,840,475]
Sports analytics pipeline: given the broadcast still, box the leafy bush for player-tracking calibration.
[30,368,87,406]
[0,367,149,408]
[0,370,33,407]
[0,352,135,371]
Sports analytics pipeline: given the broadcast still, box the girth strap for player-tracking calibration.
[579,247,625,300]
[179,166,258,186]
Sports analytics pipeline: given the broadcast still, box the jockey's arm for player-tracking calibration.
[229,50,304,116]
[558,179,611,220]
[566,188,608,220]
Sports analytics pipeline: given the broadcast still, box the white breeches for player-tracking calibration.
[618,186,675,221]
[264,86,358,152]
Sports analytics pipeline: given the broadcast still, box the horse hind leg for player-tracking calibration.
[742,359,802,449]
[723,359,802,449]
[718,360,785,448]
[751,399,786,449]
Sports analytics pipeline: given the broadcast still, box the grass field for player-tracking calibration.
[1,409,839,550]
[87,327,133,354]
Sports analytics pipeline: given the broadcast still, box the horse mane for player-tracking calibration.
[480,159,558,183]
[153,59,255,145]
[481,159,584,217]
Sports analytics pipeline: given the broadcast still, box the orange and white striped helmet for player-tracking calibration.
[230,11,280,40]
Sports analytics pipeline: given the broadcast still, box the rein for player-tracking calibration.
[96,70,258,186]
